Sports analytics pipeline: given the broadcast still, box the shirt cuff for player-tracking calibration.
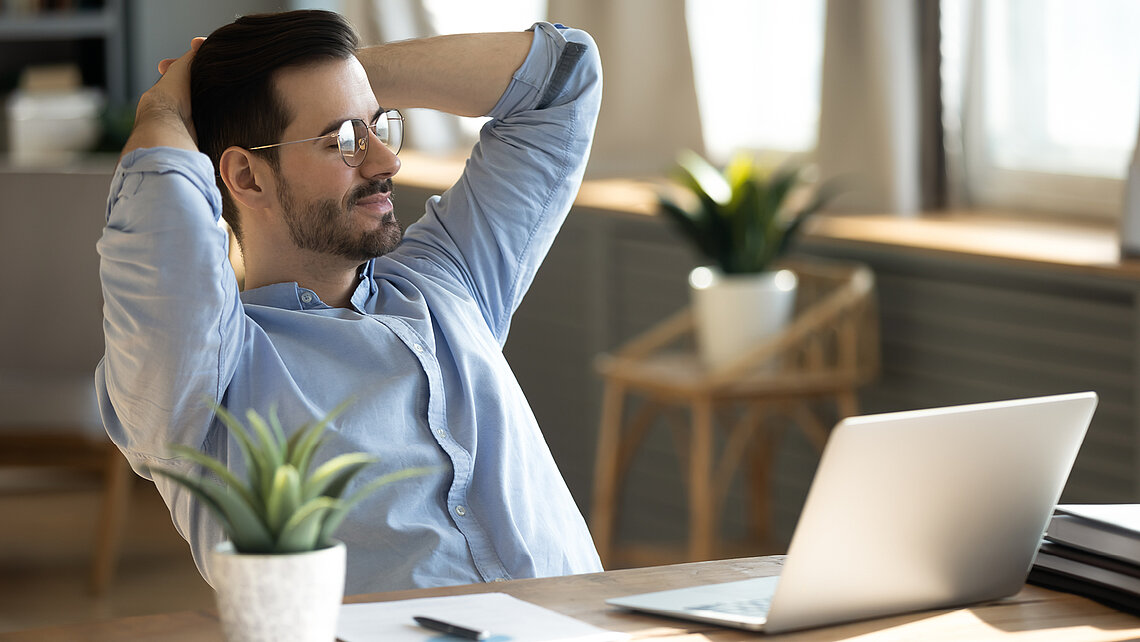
[487,21,584,120]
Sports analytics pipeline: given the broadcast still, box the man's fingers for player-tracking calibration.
[157,38,206,75]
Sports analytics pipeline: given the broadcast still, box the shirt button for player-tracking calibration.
[413,343,424,353]
[455,505,467,517]
[300,292,313,303]
[436,429,446,439]
[493,578,508,583]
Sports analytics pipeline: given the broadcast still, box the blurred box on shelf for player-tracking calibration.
[6,64,104,166]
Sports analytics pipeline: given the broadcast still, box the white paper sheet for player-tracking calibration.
[337,592,629,642]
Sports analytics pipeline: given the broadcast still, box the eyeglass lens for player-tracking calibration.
[337,112,403,167]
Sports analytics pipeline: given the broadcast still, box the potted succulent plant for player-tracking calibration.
[148,400,432,642]
[659,150,834,368]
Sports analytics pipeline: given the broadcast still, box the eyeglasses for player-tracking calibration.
[248,109,403,167]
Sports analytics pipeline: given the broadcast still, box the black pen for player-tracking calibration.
[412,615,490,640]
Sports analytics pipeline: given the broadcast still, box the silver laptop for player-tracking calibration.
[606,391,1098,634]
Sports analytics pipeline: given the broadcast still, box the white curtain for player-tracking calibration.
[545,0,705,178]
[817,0,922,213]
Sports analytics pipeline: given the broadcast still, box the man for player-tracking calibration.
[96,10,603,594]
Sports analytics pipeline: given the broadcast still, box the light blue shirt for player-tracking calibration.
[95,22,603,594]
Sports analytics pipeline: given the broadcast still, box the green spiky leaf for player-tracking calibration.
[303,452,378,501]
[266,464,303,533]
[660,195,717,261]
[167,444,259,514]
[677,149,731,205]
[149,466,274,552]
[246,408,284,468]
[212,402,272,504]
[286,399,352,475]
[277,497,337,553]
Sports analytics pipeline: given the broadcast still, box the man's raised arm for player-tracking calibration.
[99,33,242,477]
[356,31,533,117]
[365,23,602,343]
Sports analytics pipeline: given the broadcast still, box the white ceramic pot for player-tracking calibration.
[210,540,346,642]
[689,266,798,369]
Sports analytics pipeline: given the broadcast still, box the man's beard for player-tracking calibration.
[278,176,403,262]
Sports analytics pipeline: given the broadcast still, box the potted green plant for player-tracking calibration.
[659,150,834,368]
[148,400,432,642]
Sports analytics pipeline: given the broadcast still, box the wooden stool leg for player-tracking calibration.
[748,408,778,546]
[590,381,627,567]
[688,397,715,561]
[791,402,831,453]
[91,446,132,595]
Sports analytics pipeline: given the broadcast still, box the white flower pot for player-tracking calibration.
[689,266,798,369]
[211,540,346,642]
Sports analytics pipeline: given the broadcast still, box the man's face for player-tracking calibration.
[269,57,403,262]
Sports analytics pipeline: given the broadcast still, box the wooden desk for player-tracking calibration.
[6,556,1140,641]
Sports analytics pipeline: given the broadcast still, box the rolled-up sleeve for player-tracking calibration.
[393,22,603,343]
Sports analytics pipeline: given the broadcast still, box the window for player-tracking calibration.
[685,0,825,164]
[945,0,1140,217]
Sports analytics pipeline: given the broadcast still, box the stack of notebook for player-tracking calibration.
[1029,504,1140,614]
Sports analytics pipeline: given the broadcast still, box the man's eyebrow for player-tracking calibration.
[317,108,385,138]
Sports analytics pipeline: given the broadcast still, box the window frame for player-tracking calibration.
[957,0,1139,219]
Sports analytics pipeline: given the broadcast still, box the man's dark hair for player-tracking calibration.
[191,10,360,243]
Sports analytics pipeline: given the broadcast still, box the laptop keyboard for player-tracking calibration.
[686,596,772,617]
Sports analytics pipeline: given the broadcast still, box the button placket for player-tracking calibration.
[378,317,506,580]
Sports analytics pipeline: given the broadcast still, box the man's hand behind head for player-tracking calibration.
[121,37,206,159]
[157,37,205,76]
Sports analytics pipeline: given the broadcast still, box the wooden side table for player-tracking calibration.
[590,259,879,566]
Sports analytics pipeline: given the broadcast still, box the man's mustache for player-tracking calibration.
[347,178,394,208]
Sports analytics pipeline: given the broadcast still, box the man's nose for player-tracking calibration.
[358,131,401,180]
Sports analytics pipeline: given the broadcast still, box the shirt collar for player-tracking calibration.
[239,260,377,312]
[350,259,379,311]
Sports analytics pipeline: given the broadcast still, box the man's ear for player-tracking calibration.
[219,147,274,210]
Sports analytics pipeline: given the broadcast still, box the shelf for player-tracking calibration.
[0,10,116,40]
